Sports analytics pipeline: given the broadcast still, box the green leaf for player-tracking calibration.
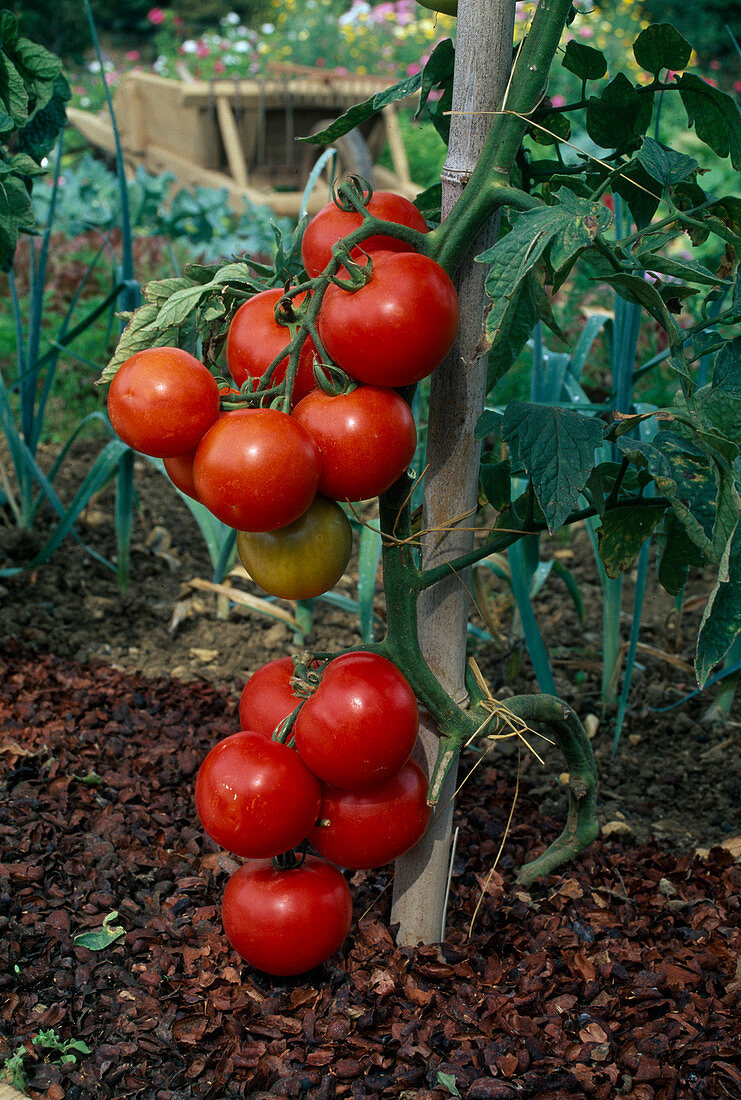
[478,191,610,344]
[612,161,661,229]
[601,272,672,328]
[297,69,423,146]
[637,136,698,188]
[486,270,539,392]
[530,110,571,146]
[712,338,741,397]
[436,1071,462,1098]
[634,252,725,287]
[479,455,511,511]
[633,23,692,74]
[0,11,19,46]
[13,35,63,82]
[18,73,70,162]
[475,409,503,441]
[0,171,35,267]
[696,521,741,687]
[562,40,607,81]
[586,73,654,153]
[678,74,741,170]
[597,504,663,578]
[8,151,46,177]
[0,52,29,126]
[502,402,604,532]
[73,910,126,951]
[101,303,180,382]
[655,512,703,595]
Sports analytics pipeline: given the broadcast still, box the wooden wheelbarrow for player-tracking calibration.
[66,66,419,216]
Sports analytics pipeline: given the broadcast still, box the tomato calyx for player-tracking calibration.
[271,847,306,871]
[289,650,325,698]
[332,174,374,215]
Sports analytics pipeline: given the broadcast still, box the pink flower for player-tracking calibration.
[213,60,226,73]
[551,94,566,107]
[147,7,166,24]
[406,62,421,76]
[125,50,141,62]
[734,80,741,93]
[196,42,210,59]
[710,59,721,70]
[105,71,118,85]
[578,26,594,38]
[705,77,719,87]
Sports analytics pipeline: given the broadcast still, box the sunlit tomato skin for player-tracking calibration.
[309,759,431,869]
[292,385,417,501]
[195,731,321,858]
[222,856,352,975]
[301,191,429,278]
[317,251,459,387]
[237,496,352,600]
[193,408,321,531]
[107,347,220,458]
[226,288,317,405]
[238,656,306,737]
[294,652,419,788]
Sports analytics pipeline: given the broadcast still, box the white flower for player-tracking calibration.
[233,40,251,53]
[260,23,275,34]
[181,39,198,53]
[222,11,240,24]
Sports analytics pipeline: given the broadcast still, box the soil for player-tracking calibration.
[1,442,740,1099]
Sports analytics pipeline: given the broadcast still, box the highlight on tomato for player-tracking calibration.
[107,346,220,458]
[238,656,310,737]
[301,190,429,278]
[237,495,352,600]
[192,407,321,531]
[195,731,321,858]
[309,759,431,869]
[226,288,317,405]
[293,651,419,788]
[317,251,459,388]
[221,856,352,975]
[292,385,417,502]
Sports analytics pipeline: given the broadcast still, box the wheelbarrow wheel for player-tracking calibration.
[303,120,375,191]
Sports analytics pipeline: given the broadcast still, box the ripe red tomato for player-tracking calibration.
[293,652,419,788]
[309,759,430,869]
[292,385,416,501]
[301,191,429,278]
[226,288,317,404]
[222,856,352,975]
[107,347,220,457]
[163,449,199,500]
[193,408,321,531]
[317,251,459,387]
[195,731,321,858]
[238,656,307,737]
[237,495,352,600]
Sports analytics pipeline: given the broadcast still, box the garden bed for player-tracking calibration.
[1,445,740,1099]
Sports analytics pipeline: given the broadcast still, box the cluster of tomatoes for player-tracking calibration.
[106,190,458,975]
[106,190,459,603]
[195,651,430,975]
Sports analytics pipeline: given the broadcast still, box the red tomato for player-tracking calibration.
[238,657,311,737]
[107,347,220,458]
[293,652,419,788]
[292,385,416,501]
[301,191,429,278]
[195,731,321,858]
[193,408,321,531]
[163,449,199,500]
[317,251,459,387]
[226,288,317,404]
[309,759,430,869]
[222,856,352,975]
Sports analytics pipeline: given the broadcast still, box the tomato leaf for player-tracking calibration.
[502,401,604,533]
[678,74,741,170]
[637,136,698,189]
[586,73,654,153]
[696,520,741,686]
[72,910,126,952]
[632,23,692,74]
[296,71,423,146]
[597,504,664,578]
[561,40,607,81]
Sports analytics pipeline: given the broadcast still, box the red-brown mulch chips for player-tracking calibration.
[1,640,739,1100]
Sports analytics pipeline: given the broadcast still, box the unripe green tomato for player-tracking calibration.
[237,496,352,600]
[416,0,457,15]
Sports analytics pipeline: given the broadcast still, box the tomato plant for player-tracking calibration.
[221,856,352,975]
[195,731,321,858]
[301,190,429,278]
[293,652,419,788]
[226,288,317,404]
[317,251,459,387]
[192,408,321,531]
[309,759,431,869]
[107,347,220,458]
[292,385,417,502]
[237,495,352,600]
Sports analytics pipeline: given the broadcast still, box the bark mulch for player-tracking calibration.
[1,640,740,1100]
